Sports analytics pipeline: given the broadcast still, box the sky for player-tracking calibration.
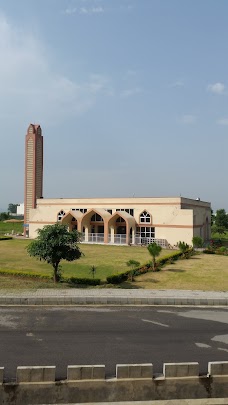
[0,0,228,211]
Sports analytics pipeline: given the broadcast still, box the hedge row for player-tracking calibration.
[106,250,188,284]
[64,277,101,286]
[0,269,51,279]
[0,236,13,241]
[0,269,101,285]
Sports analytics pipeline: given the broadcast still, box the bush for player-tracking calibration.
[177,241,190,253]
[106,272,129,284]
[192,236,203,248]
[158,251,183,266]
[66,277,100,286]
[0,236,13,241]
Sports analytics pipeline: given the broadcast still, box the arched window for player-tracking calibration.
[57,210,66,221]
[91,214,103,222]
[140,211,151,223]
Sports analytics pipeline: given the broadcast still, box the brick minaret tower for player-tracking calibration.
[24,124,43,234]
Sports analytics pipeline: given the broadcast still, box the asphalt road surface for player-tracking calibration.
[0,306,228,382]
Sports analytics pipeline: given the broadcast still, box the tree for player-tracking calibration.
[213,209,228,235]
[27,223,82,283]
[0,212,10,221]
[8,203,19,214]
[147,243,162,271]
[126,259,140,281]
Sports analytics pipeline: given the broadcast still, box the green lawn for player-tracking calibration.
[0,239,170,282]
[0,221,23,235]
[1,238,227,291]
[133,253,228,291]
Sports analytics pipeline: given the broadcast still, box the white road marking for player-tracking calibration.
[212,334,228,345]
[218,347,228,353]
[26,332,34,337]
[195,342,211,349]
[142,319,169,328]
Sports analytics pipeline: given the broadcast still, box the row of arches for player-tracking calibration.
[58,208,153,245]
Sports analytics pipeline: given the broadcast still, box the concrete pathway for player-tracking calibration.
[0,288,227,306]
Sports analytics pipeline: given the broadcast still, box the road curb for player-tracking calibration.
[0,296,227,306]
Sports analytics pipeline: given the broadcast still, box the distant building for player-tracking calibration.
[24,124,43,234]
[25,124,211,246]
[16,203,24,216]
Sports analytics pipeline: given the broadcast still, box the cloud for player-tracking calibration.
[170,79,184,88]
[64,7,77,15]
[217,118,228,126]
[64,5,104,15]
[177,114,196,124]
[0,12,111,127]
[207,82,225,95]
[120,87,142,98]
[80,6,104,14]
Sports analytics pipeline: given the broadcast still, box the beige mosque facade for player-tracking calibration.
[25,124,211,247]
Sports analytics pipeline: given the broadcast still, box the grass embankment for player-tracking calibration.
[0,239,169,288]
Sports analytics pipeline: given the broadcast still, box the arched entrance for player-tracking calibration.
[81,209,111,243]
[61,211,83,232]
[108,212,136,245]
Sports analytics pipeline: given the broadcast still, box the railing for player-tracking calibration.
[81,233,104,243]
[81,233,168,247]
[134,237,168,247]
[114,234,126,244]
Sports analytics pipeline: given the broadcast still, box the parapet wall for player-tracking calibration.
[0,361,228,404]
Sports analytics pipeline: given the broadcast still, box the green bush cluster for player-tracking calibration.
[203,246,228,256]
[65,277,101,286]
[0,236,13,241]
[106,271,130,284]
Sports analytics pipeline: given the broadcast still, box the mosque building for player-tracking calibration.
[24,124,211,246]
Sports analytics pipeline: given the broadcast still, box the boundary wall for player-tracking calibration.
[0,361,228,404]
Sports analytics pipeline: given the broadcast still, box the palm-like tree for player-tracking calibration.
[147,242,162,271]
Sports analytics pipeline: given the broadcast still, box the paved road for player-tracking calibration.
[0,306,228,382]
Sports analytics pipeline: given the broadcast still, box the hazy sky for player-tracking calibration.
[0,0,227,211]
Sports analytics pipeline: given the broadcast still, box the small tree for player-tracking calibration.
[126,259,140,281]
[147,243,162,271]
[89,265,97,279]
[27,223,82,283]
[192,236,203,248]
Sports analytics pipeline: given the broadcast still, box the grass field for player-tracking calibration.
[0,221,23,235]
[133,253,228,291]
[0,233,227,291]
[0,239,167,284]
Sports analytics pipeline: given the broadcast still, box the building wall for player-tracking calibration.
[28,197,211,246]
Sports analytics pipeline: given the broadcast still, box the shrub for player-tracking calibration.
[177,241,190,253]
[192,236,203,248]
[106,272,129,284]
[66,277,100,286]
